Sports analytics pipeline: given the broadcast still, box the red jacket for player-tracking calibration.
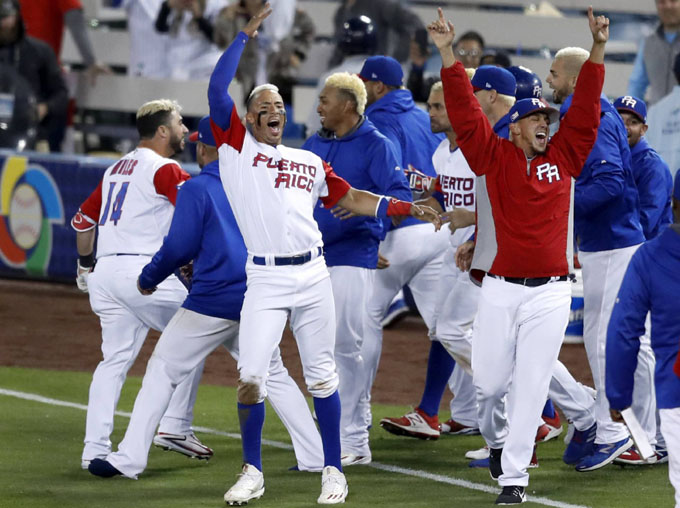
[440,60,605,282]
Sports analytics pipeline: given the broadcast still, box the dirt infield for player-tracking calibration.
[0,278,593,407]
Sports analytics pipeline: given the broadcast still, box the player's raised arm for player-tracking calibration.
[208,3,272,130]
[427,8,456,68]
[587,6,609,65]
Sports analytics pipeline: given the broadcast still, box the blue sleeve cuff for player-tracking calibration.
[376,196,389,218]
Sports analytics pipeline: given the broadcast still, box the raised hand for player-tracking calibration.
[242,2,272,38]
[427,8,455,50]
[587,6,609,44]
[410,204,442,231]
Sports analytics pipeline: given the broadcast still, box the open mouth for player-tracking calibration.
[267,118,282,136]
[536,132,547,141]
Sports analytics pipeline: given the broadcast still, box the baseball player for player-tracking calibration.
[208,6,440,505]
[430,6,608,503]
[87,115,324,479]
[302,72,412,466]
[72,99,210,469]
[614,95,673,241]
[606,174,680,507]
[548,40,653,471]
[358,55,451,437]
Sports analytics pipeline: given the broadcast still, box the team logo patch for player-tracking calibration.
[535,162,561,183]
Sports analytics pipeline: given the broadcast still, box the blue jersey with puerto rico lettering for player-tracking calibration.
[303,118,411,268]
[629,137,673,239]
[365,88,444,230]
[606,226,680,410]
[138,160,247,320]
[561,95,644,252]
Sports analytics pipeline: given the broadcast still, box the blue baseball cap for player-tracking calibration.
[674,170,680,200]
[359,56,403,87]
[614,95,647,123]
[471,65,517,97]
[509,98,559,124]
[188,115,216,147]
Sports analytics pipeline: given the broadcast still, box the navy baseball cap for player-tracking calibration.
[614,95,647,123]
[359,56,403,87]
[189,115,216,147]
[471,66,516,97]
[509,98,559,124]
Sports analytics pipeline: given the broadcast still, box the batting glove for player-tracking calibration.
[76,259,92,293]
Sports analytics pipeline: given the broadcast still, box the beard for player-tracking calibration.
[169,131,184,156]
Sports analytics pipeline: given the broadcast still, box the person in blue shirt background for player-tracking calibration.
[302,71,412,467]
[607,172,680,508]
[614,95,673,240]
[88,115,324,481]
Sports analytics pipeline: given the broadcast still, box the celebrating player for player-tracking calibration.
[87,115,324,479]
[208,4,440,505]
[428,6,608,504]
[72,99,209,470]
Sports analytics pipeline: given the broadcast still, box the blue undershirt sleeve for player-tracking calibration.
[208,31,249,131]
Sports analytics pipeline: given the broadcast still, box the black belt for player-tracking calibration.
[252,247,322,266]
[115,253,144,256]
[487,273,573,287]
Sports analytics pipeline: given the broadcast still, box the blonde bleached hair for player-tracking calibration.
[430,81,443,94]
[136,99,181,120]
[325,72,367,115]
[554,47,590,77]
[247,84,280,110]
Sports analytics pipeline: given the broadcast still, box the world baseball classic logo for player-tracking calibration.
[0,156,64,275]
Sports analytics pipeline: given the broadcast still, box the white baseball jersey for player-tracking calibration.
[72,147,190,257]
[213,116,350,257]
[432,139,476,249]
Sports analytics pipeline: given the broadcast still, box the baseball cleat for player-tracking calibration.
[654,447,669,464]
[153,432,213,460]
[380,407,440,440]
[440,418,480,436]
[563,423,596,465]
[495,485,526,505]
[465,446,490,460]
[381,297,409,328]
[575,437,633,472]
[88,458,122,478]
[340,453,371,467]
[317,465,348,504]
[224,463,265,506]
[614,446,658,465]
[535,412,562,443]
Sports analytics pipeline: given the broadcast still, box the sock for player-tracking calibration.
[238,401,265,471]
[418,340,455,417]
[313,391,342,471]
[542,399,556,419]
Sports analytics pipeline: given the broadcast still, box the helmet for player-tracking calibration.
[338,16,377,56]
[507,66,542,101]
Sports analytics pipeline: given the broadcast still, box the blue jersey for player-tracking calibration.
[561,95,645,252]
[139,160,247,320]
[365,88,444,230]
[606,226,680,410]
[303,118,411,268]
[629,137,673,239]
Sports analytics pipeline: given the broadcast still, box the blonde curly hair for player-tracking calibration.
[324,72,367,115]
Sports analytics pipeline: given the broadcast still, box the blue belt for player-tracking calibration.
[252,247,322,266]
[487,273,573,287]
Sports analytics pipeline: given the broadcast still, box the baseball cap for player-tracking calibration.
[471,65,516,97]
[614,95,647,123]
[509,98,559,124]
[358,56,403,87]
[188,115,216,147]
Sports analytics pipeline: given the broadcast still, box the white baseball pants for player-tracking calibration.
[472,276,571,487]
[361,224,449,425]
[83,255,200,462]
[580,245,657,444]
[107,308,324,477]
[238,256,339,400]
[329,266,375,457]
[660,408,680,508]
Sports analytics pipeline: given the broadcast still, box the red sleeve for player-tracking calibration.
[58,0,83,11]
[320,161,351,208]
[154,163,191,205]
[71,179,103,231]
[550,61,605,178]
[210,107,246,153]
[440,62,504,177]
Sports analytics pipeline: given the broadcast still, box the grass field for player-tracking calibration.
[0,367,672,508]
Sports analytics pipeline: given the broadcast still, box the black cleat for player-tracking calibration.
[88,458,122,478]
[495,485,526,505]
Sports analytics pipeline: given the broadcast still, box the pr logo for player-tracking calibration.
[535,162,561,183]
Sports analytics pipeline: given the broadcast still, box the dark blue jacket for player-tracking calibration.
[139,160,247,320]
[629,137,673,239]
[561,95,644,252]
[606,226,680,410]
[303,118,411,268]
[365,88,444,230]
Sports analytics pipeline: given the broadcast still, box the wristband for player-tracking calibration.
[376,197,412,218]
[79,252,95,268]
